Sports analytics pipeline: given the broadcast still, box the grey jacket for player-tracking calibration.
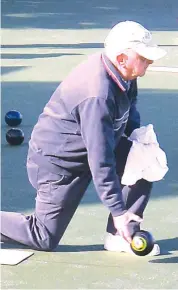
[29,52,140,216]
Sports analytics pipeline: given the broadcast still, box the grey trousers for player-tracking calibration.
[0,138,152,251]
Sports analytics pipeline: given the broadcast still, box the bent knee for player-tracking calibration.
[35,237,59,252]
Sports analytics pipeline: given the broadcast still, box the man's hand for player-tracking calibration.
[113,211,143,243]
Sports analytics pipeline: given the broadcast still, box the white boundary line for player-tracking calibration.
[148,66,178,73]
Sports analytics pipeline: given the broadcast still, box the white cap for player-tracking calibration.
[104,21,166,63]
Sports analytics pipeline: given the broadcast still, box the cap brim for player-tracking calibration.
[134,44,167,61]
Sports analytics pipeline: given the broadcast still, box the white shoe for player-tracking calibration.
[104,233,160,256]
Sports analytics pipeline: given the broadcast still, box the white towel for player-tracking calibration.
[121,124,169,186]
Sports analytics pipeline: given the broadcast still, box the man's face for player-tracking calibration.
[117,49,153,80]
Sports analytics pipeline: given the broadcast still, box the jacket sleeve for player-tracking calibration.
[72,97,127,217]
[124,79,141,137]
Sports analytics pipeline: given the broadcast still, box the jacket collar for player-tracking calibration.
[101,53,131,92]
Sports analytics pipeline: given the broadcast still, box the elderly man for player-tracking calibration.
[1,21,166,254]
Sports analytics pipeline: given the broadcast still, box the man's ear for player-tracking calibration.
[116,53,127,67]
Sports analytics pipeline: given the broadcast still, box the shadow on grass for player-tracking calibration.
[1,237,178,256]
[1,53,83,60]
[1,43,104,49]
[148,237,178,264]
[149,256,178,264]
[157,237,178,253]
[55,244,104,252]
[1,241,104,252]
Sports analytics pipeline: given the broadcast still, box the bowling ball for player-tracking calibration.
[130,230,154,256]
[6,128,24,145]
[5,110,22,127]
